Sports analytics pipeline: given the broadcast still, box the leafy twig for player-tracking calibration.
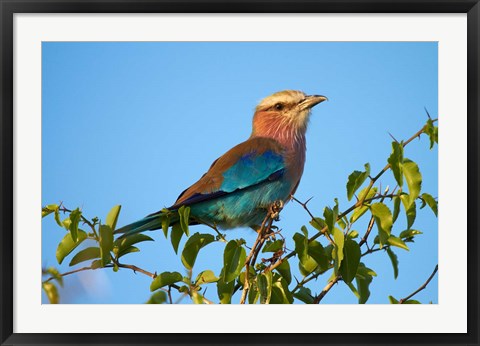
[43,266,93,283]
[43,261,157,283]
[240,212,273,304]
[265,121,436,302]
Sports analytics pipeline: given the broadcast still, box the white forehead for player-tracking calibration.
[255,90,307,110]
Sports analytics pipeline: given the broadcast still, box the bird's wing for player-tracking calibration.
[167,137,286,210]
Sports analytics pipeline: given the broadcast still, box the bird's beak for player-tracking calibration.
[299,95,328,110]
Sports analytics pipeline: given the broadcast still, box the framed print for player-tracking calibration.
[1,1,478,345]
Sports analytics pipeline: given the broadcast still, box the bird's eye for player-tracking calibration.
[274,103,284,111]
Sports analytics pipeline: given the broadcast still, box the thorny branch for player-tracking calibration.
[239,201,282,304]
[265,120,437,302]
[43,259,215,304]
[44,120,437,304]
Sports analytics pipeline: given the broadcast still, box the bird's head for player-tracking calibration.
[251,90,327,146]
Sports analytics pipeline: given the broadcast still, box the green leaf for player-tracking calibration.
[44,267,63,287]
[270,276,293,304]
[146,291,167,304]
[346,163,371,201]
[192,291,204,304]
[62,217,72,231]
[370,202,393,247]
[355,263,376,304]
[388,141,404,187]
[275,259,292,285]
[293,287,314,304]
[403,299,421,304]
[386,247,399,279]
[262,239,284,253]
[105,205,121,230]
[332,227,345,275]
[258,271,272,304]
[248,281,260,304]
[402,158,422,208]
[399,229,423,239]
[223,240,247,283]
[217,270,235,304]
[425,118,438,149]
[54,208,63,227]
[42,204,58,218]
[387,235,409,251]
[400,195,416,229]
[348,230,359,239]
[324,244,334,263]
[421,193,438,217]
[117,246,140,258]
[323,202,338,234]
[388,295,399,304]
[55,230,87,264]
[170,223,184,254]
[99,224,114,266]
[195,270,219,285]
[161,213,171,238]
[337,218,346,230]
[114,234,153,255]
[178,206,190,236]
[150,271,183,291]
[392,195,401,223]
[293,232,308,263]
[310,217,326,232]
[42,282,59,304]
[339,238,361,284]
[181,233,215,270]
[69,208,81,242]
[69,247,101,266]
[293,232,317,276]
[350,187,378,223]
[308,240,330,272]
[299,257,318,277]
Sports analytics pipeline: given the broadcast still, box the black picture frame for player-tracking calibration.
[1,1,478,345]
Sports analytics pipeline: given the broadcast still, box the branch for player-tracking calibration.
[361,245,390,257]
[265,121,436,301]
[115,263,157,279]
[399,264,438,304]
[313,275,341,304]
[43,266,93,283]
[358,186,390,248]
[239,201,282,304]
[43,261,157,284]
[59,206,99,240]
[358,216,376,248]
[291,265,333,294]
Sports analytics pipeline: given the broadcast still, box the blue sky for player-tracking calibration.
[42,41,438,304]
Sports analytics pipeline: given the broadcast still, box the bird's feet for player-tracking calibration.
[269,200,284,221]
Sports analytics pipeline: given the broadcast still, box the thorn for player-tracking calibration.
[384,185,390,194]
[388,132,399,143]
[305,196,314,205]
[424,107,431,119]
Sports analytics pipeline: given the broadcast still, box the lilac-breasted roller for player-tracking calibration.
[115,90,326,236]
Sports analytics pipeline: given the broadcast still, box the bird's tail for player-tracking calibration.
[114,209,179,237]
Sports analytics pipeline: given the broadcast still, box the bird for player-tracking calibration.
[115,90,327,237]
